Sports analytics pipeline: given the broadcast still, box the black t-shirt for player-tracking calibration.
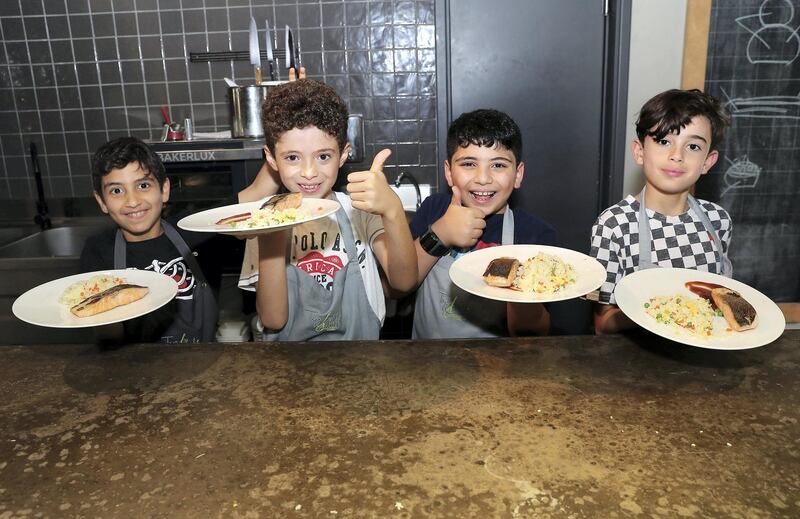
[80,224,229,343]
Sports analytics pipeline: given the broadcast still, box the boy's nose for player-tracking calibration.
[300,165,316,179]
[669,150,684,162]
[475,165,492,183]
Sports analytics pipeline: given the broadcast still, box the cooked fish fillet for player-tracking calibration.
[70,284,149,317]
[710,287,757,331]
[483,257,520,287]
[260,192,303,211]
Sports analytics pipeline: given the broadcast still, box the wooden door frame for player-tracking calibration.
[434,0,632,213]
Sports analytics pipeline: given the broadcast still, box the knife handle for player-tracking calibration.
[299,67,306,79]
[255,66,262,85]
[289,68,296,82]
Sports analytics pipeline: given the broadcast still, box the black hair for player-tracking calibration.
[91,137,166,197]
[446,109,523,163]
[261,79,349,154]
[635,89,731,150]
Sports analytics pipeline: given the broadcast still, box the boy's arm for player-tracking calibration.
[238,161,280,203]
[593,302,636,334]
[254,229,292,331]
[347,150,418,294]
[507,302,550,336]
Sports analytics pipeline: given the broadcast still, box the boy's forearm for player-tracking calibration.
[507,302,550,336]
[255,232,291,331]
[593,303,636,335]
[238,162,280,203]
[378,211,418,294]
[414,240,440,285]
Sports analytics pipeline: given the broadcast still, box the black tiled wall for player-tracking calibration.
[0,0,437,199]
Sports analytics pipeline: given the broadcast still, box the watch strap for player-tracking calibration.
[420,226,451,257]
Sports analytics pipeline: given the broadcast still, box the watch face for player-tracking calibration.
[421,228,450,257]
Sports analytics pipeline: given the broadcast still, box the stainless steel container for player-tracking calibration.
[228,85,269,138]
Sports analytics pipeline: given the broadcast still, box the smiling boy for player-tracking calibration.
[238,79,417,341]
[590,89,732,334]
[81,137,219,344]
[409,109,556,339]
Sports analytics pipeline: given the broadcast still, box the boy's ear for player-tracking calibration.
[339,143,351,168]
[263,145,279,171]
[631,138,645,166]
[161,177,170,202]
[514,161,525,189]
[701,150,719,175]
[443,160,453,187]
[94,192,109,214]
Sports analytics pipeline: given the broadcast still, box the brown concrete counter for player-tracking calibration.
[1,331,798,518]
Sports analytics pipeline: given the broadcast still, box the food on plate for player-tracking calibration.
[58,274,126,306]
[685,281,758,332]
[644,294,716,338]
[482,257,520,287]
[70,284,150,317]
[260,192,303,212]
[711,287,758,331]
[215,193,308,228]
[510,253,577,294]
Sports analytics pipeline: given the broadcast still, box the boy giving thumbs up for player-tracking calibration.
[409,109,556,339]
[240,79,417,341]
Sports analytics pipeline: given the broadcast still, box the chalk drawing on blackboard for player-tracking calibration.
[735,0,800,65]
[721,156,762,197]
[720,87,800,119]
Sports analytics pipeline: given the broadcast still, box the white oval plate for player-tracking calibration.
[177,196,340,235]
[614,267,785,349]
[12,269,179,329]
[449,244,607,303]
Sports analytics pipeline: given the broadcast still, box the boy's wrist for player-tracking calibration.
[419,225,452,257]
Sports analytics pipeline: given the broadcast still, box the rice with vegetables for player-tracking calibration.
[512,253,577,294]
[231,206,308,229]
[59,274,126,306]
[644,294,718,338]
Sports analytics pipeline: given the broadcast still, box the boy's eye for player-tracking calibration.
[284,154,299,162]
[688,143,702,151]
[491,162,508,170]
[138,181,152,190]
[318,153,331,161]
[459,161,476,168]
[657,138,670,146]
[108,187,123,196]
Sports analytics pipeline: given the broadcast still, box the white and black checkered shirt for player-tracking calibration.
[590,195,732,304]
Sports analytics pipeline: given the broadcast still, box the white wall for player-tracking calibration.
[622,0,688,199]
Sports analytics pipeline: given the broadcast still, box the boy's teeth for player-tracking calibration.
[472,191,494,197]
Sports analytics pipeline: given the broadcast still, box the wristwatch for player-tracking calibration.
[419,226,452,257]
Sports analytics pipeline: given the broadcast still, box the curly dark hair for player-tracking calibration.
[446,109,523,163]
[261,79,349,154]
[91,137,166,198]
[636,89,731,150]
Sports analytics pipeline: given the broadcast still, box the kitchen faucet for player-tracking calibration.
[394,170,422,210]
[30,143,52,231]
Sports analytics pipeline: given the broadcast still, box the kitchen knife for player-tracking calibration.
[285,25,296,80]
[265,18,277,81]
[249,17,262,85]
[295,26,305,79]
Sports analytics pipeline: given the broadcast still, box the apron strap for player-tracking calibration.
[638,187,730,275]
[501,207,514,245]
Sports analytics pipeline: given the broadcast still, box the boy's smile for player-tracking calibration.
[633,115,719,201]
[265,127,349,199]
[94,162,170,242]
[444,143,524,216]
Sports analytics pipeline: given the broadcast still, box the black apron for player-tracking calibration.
[114,220,218,343]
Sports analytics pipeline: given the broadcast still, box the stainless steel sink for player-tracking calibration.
[0,225,111,258]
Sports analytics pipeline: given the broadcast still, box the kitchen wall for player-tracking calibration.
[0,0,438,200]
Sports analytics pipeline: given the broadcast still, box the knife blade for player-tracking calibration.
[285,25,296,80]
[294,26,305,78]
[249,17,262,84]
[265,18,276,81]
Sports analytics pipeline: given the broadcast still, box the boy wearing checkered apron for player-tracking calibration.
[590,89,732,334]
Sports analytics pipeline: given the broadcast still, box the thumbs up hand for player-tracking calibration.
[346,149,403,218]
[432,185,486,249]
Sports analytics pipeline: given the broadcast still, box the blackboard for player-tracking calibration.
[697,0,800,302]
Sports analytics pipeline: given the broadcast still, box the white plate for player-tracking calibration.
[614,267,785,350]
[12,270,179,329]
[449,244,607,303]
[176,196,340,235]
